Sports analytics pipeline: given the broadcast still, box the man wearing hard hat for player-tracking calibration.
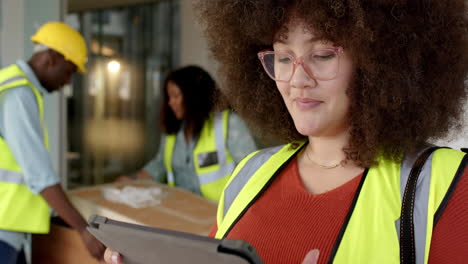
[0,22,104,263]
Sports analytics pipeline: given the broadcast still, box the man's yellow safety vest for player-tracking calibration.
[215,142,466,263]
[164,110,235,202]
[0,64,50,234]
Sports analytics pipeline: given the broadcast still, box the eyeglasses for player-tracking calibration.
[257,47,343,82]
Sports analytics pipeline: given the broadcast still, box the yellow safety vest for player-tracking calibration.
[0,64,50,234]
[215,142,466,263]
[164,110,235,202]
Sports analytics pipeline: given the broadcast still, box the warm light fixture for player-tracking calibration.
[107,60,121,73]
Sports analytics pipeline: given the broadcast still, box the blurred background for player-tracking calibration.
[0,0,218,188]
[65,2,179,187]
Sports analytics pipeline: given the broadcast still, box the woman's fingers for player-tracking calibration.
[103,248,122,264]
[301,249,320,264]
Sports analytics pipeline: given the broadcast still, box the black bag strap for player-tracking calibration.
[400,146,442,264]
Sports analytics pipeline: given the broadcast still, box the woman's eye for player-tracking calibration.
[313,53,336,61]
[277,56,292,64]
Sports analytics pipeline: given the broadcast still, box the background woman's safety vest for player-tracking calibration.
[0,64,50,234]
[215,142,466,263]
[164,110,235,202]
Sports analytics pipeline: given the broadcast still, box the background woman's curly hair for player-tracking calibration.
[195,0,468,167]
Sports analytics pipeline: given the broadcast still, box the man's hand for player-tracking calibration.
[79,228,106,260]
[40,184,105,260]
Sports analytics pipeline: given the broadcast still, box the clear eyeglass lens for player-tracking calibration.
[262,50,339,81]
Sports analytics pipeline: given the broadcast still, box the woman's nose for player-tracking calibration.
[290,64,317,89]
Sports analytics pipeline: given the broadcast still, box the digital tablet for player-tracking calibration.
[87,215,263,264]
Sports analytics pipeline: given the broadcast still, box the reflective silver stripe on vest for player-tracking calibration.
[0,168,25,185]
[223,145,283,217]
[197,111,233,184]
[398,147,434,264]
[168,171,174,184]
[214,111,226,166]
[199,162,236,185]
[0,76,26,87]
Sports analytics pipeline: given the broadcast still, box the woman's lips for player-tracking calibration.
[295,98,322,110]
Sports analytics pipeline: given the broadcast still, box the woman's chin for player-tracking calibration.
[295,123,320,137]
[295,121,350,139]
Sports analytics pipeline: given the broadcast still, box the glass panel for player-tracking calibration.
[66,1,180,187]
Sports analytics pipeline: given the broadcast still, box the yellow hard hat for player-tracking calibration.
[31,22,88,73]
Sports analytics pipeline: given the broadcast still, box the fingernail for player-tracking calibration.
[309,249,320,262]
[111,252,119,264]
[302,249,320,264]
[312,249,320,257]
[312,249,320,261]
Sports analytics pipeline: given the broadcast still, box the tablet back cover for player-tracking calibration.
[88,215,258,264]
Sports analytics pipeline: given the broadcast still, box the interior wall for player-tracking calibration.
[68,0,157,13]
[180,0,217,79]
[0,0,25,65]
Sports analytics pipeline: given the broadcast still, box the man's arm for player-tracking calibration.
[0,87,104,259]
[41,184,105,259]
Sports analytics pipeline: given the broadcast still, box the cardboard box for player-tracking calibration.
[32,180,217,263]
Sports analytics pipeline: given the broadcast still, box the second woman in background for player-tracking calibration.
[134,65,256,202]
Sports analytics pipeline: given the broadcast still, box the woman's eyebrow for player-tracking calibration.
[274,36,323,45]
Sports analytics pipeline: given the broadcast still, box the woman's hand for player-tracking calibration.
[115,175,133,182]
[115,170,152,182]
[104,248,122,264]
[302,249,320,264]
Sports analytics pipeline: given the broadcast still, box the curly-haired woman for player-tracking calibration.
[121,65,257,202]
[105,1,468,263]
